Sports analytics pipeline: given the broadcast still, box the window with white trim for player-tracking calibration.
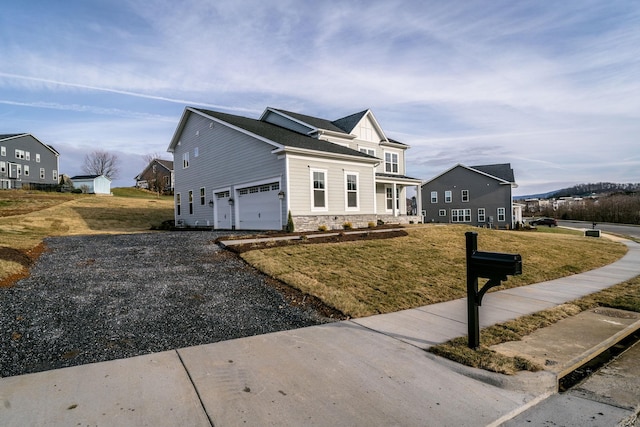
[386,186,393,210]
[478,208,486,223]
[451,209,471,223]
[461,190,469,202]
[445,190,452,203]
[359,147,375,156]
[430,191,437,203]
[40,168,45,179]
[52,170,57,181]
[15,149,25,159]
[200,187,206,205]
[182,152,189,168]
[24,165,29,176]
[345,172,358,209]
[176,193,181,215]
[26,152,30,161]
[497,207,506,222]
[188,190,193,214]
[311,169,327,210]
[36,153,40,163]
[0,146,5,156]
[439,209,446,217]
[384,152,398,173]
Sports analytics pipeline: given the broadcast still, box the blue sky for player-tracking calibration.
[1,0,638,195]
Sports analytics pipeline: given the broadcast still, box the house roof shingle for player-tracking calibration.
[192,108,377,160]
[470,163,515,183]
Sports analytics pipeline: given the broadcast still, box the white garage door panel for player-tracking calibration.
[238,185,280,230]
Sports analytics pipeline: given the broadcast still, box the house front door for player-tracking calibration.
[214,190,232,229]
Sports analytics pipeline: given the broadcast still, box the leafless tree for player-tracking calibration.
[82,150,120,179]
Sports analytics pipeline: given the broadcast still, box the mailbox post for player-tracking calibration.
[466,232,522,349]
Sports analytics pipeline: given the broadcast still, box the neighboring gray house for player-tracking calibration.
[70,174,112,194]
[421,163,521,228]
[0,133,60,190]
[167,106,422,231]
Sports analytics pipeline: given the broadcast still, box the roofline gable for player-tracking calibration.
[0,133,60,157]
[421,163,514,187]
[168,107,284,153]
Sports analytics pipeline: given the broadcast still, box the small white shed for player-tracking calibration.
[71,175,112,194]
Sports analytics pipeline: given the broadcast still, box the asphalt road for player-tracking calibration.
[558,220,640,239]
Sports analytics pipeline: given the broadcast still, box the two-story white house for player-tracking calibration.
[167,107,422,231]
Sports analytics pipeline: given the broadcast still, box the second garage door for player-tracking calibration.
[237,183,281,230]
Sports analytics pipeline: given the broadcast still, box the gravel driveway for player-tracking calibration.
[1,232,331,378]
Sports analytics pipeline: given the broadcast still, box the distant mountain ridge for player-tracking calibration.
[515,182,640,200]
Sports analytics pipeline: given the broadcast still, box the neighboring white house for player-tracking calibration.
[167,106,422,231]
[71,174,112,194]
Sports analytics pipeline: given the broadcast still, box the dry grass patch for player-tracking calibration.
[0,190,174,285]
[241,225,627,317]
[430,276,640,374]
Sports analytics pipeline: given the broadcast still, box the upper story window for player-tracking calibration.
[462,190,469,202]
[15,149,25,159]
[359,147,375,156]
[445,190,452,203]
[25,151,30,161]
[1,146,5,156]
[430,191,437,203]
[384,152,398,174]
[36,153,40,163]
[311,169,327,210]
[182,152,189,168]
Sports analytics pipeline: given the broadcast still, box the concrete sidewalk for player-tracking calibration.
[1,235,639,426]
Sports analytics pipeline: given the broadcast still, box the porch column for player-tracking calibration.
[393,182,398,217]
[415,184,422,218]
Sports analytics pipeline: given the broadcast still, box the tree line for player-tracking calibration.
[539,193,640,225]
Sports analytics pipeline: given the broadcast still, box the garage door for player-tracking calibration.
[214,190,232,229]
[237,182,281,230]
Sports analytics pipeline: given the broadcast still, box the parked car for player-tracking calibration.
[531,217,557,227]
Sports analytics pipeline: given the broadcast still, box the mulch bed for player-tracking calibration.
[220,229,409,253]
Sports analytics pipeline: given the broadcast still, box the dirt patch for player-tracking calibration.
[0,243,47,288]
[222,229,409,253]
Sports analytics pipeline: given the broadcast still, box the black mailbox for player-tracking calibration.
[465,232,523,349]
[470,251,522,280]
